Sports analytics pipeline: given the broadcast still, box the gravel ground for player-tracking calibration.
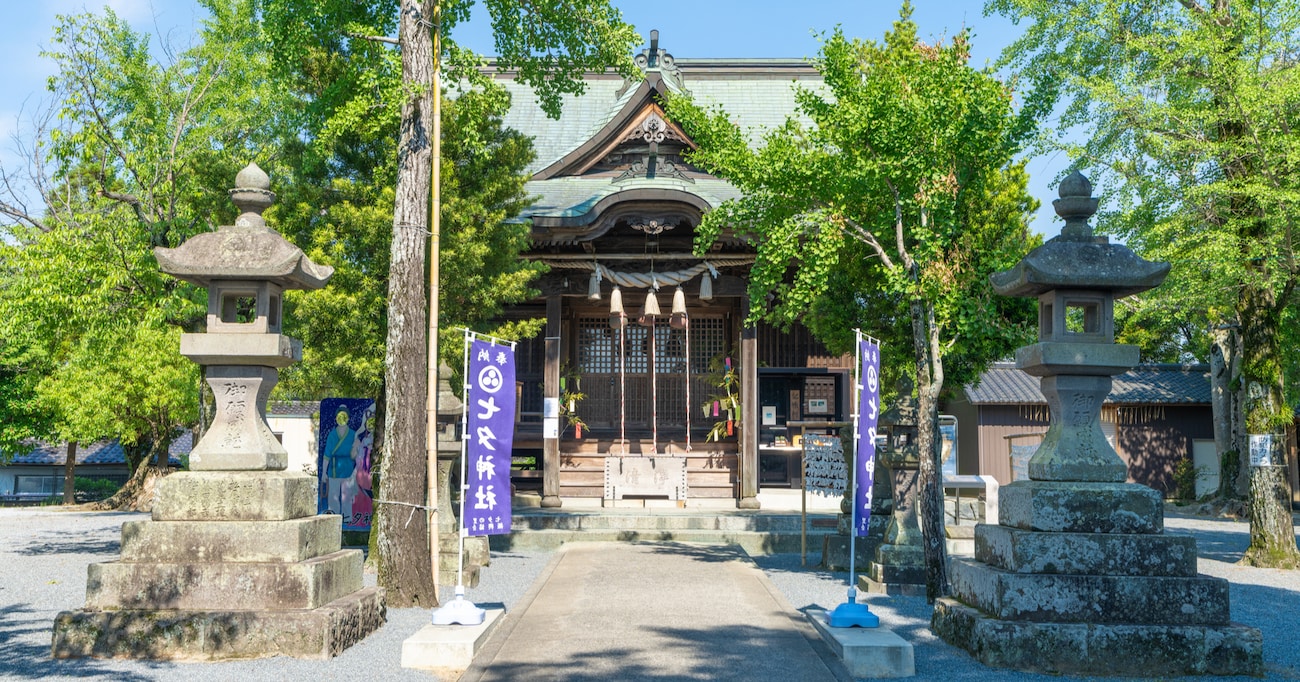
[1,506,1296,681]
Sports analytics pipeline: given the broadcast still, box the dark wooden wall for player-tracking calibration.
[1115,405,1213,495]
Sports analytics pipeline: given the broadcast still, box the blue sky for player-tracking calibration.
[0,1,1069,234]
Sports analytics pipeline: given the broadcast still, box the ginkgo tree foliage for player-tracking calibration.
[667,5,1042,600]
[990,0,1300,568]
[0,0,296,509]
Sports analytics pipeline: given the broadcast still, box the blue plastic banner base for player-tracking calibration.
[828,601,880,628]
[431,595,487,626]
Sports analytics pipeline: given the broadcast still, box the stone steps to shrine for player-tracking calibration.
[490,511,840,555]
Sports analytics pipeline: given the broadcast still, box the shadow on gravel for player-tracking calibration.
[15,534,119,557]
[0,604,156,681]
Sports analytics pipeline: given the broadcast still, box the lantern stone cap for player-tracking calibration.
[155,163,334,291]
[989,171,1169,299]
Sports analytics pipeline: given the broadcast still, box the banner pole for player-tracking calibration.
[432,329,485,625]
[456,329,469,594]
[849,329,860,595]
[829,328,879,628]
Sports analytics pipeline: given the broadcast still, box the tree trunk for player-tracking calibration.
[1210,324,1245,500]
[63,441,77,505]
[1236,278,1300,568]
[366,385,386,573]
[375,0,437,608]
[910,294,949,602]
[90,450,170,512]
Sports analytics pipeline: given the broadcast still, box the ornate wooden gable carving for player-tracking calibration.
[532,85,700,182]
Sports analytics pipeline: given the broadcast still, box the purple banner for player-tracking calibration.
[466,339,515,536]
[854,339,881,537]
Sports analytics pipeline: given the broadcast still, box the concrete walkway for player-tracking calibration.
[461,542,852,682]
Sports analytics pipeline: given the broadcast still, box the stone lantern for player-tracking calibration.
[157,163,333,471]
[931,172,1262,676]
[52,164,385,661]
[862,380,925,594]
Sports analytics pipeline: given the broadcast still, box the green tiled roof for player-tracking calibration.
[521,176,743,221]
[496,59,823,175]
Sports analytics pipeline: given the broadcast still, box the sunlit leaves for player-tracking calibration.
[666,8,1039,392]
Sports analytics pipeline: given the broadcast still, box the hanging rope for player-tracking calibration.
[651,317,658,454]
[685,315,692,452]
[541,259,750,289]
[620,322,627,454]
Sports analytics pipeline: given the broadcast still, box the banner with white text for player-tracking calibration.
[854,339,881,537]
[465,339,516,536]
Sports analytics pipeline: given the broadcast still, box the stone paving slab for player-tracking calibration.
[461,542,852,682]
[807,609,915,678]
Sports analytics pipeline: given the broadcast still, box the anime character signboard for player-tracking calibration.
[318,397,376,531]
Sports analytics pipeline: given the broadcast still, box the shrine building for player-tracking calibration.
[493,35,851,509]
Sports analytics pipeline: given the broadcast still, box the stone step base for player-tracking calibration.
[932,597,1262,677]
[120,516,341,563]
[949,557,1229,626]
[53,587,385,661]
[976,523,1198,577]
[999,481,1164,534]
[509,511,836,533]
[153,471,317,522]
[87,550,364,611]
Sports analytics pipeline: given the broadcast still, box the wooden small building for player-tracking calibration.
[495,39,850,507]
[947,362,1216,496]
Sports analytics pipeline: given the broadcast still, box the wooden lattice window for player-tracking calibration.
[574,315,725,431]
[515,334,545,422]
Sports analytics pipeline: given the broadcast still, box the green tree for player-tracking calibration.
[667,7,1040,600]
[276,86,545,403]
[990,0,1300,567]
[262,0,640,606]
[0,0,297,508]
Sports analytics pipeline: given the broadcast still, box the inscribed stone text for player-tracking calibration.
[221,382,250,449]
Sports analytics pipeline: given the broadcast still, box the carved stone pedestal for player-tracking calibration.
[933,481,1262,676]
[53,471,384,660]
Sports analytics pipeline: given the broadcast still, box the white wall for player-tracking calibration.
[268,416,318,476]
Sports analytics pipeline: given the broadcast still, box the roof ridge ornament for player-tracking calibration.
[626,29,690,96]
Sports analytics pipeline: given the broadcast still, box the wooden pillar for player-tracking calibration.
[541,295,563,508]
[738,297,760,509]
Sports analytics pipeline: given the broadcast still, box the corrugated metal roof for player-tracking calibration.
[964,362,1211,405]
